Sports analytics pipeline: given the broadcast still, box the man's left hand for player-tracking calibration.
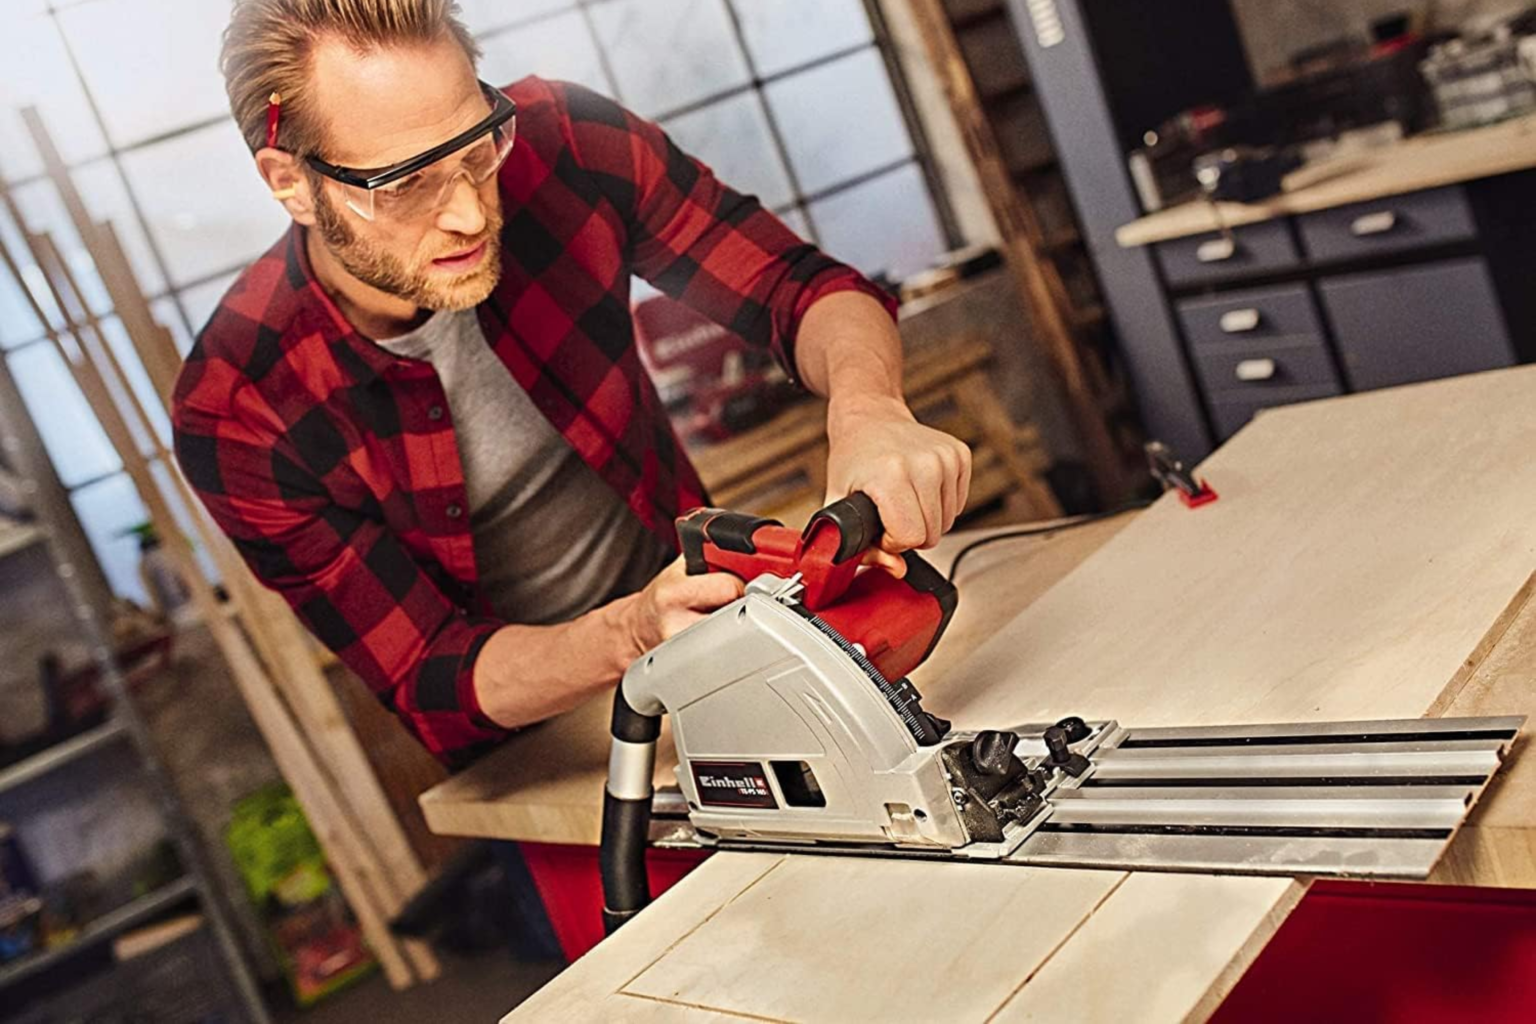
[824,392,972,576]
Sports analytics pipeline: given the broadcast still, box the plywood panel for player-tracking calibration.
[623,857,1124,1022]
[506,853,785,1022]
[514,856,1302,1024]
[991,874,1302,1023]
[1429,579,1536,888]
[501,370,1536,1021]
[950,368,1536,734]
[556,995,757,1021]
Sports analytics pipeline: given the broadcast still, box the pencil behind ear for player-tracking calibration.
[254,148,315,226]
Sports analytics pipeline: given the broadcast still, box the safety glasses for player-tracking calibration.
[305,81,517,223]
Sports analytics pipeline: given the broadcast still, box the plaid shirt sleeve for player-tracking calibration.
[173,364,509,768]
[556,82,898,386]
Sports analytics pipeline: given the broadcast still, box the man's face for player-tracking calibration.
[305,36,504,311]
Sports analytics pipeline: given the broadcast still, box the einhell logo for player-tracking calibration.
[691,761,779,810]
[697,774,770,795]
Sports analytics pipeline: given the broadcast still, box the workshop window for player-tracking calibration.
[0,0,961,604]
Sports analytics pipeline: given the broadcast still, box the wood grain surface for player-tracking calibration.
[496,368,1536,1022]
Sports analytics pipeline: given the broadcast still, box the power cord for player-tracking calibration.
[946,500,1155,581]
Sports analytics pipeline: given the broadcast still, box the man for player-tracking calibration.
[175,0,972,769]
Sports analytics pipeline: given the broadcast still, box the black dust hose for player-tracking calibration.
[600,685,661,934]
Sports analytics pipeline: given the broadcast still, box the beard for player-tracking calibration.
[311,183,504,311]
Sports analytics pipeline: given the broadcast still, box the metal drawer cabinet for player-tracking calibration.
[1192,337,1342,401]
[1179,283,1343,439]
[1209,384,1351,440]
[1177,284,1323,349]
[1318,258,1514,391]
[1298,186,1476,264]
[1156,220,1299,286]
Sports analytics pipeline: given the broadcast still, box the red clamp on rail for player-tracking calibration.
[1180,481,1219,508]
[1145,441,1218,509]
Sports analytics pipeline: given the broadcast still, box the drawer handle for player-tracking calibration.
[1235,358,1277,382]
[1219,308,1261,333]
[1196,237,1238,263]
[1350,211,1398,237]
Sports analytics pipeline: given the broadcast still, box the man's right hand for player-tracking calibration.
[473,556,745,730]
[620,556,745,661]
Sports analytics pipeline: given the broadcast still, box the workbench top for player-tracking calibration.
[467,366,1536,1022]
[1115,113,1536,248]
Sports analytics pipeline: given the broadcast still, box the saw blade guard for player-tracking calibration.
[602,586,964,933]
[602,493,960,933]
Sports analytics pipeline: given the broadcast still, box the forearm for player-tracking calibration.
[797,291,973,554]
[471,592,646,729]
[795,291,906,405]
[469,556,745,728]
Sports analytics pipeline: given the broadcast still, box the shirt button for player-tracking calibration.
[427,405,444,421]
[446,503,463,520]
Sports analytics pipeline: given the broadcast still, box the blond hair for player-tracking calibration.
[222,0,480,155]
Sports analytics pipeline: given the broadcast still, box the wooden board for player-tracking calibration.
[508,854,1298,1023]
[1115,113,1536,247]
[504,853,785,1022]
[990,874,1302,1023]
[622,858,1124,1022]
[495,369,1536,1022]
[949,367,1536,733]
[1429,577,1536,888]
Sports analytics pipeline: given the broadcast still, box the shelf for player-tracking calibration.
[1041,227,1083,253]
[979,79,1032,106]
[950,2,1007,32]
[1072,303,1108,331]
[0,523,44,560]
[0,876,200,992]
[1010,155,1060,178]
[0,718,129,796]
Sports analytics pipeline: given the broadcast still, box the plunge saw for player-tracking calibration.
[600,494,1522,932]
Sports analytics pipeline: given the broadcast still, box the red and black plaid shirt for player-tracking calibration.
[173,77,896,767]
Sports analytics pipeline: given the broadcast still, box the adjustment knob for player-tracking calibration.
[971,730,1022,777]
[1043,726,1071,765]
[1043,725,1091,778]
[1055,716,1091,743]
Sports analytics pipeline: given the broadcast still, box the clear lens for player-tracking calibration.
[341,115,516,226]
[341,182,377,222]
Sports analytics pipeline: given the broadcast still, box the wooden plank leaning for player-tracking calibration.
[20,109,442,982]
[0,190,426,987]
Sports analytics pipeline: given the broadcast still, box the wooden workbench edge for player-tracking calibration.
[1115,115,1536,248]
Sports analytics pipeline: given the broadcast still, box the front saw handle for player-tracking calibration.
[803,493,957,620]
[801,491,882,565]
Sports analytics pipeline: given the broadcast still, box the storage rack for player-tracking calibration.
[0,357,268,1022]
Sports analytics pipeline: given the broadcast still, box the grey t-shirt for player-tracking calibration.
[376,309,670,625]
